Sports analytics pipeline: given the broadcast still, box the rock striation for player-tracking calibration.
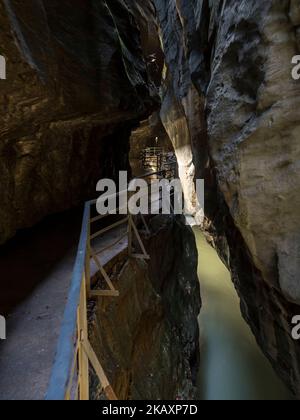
[0,0,157,244]
[154,0,300,396]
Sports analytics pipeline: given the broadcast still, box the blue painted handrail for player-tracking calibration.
[45,202,90,400]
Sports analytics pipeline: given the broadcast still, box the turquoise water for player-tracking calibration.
[194,229,292,401]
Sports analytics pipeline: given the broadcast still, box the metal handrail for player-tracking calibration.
[46,203,90,400]
[46,200,124,401]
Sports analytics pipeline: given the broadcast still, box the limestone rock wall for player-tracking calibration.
[90,216,201,400]
[0,0,156,244]
[154,0,300,396]
[154,0,208,225]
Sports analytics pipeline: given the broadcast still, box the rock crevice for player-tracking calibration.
[154,0,300,396]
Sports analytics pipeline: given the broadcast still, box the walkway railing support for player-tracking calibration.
[46,168,176,400]
[46,203,119,401]
[78,277,89,400]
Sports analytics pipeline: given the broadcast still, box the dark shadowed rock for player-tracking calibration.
[0,0,157,243]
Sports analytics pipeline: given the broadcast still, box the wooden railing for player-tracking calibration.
[46,169,177,400]
[46,203,111,400]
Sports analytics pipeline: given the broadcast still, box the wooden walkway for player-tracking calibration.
[46,169,173,400]
[46,198,151,400]
[0,166,176,400]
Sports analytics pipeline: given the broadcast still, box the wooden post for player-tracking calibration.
[82,339,118,400]
[78,276,89,400]
[90,248,119,295]
[130,218,150,259]
[140,214,150,235]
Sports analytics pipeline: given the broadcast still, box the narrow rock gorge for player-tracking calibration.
[154,0,300,397]
[0,0,201,401]
[0,0,300,401]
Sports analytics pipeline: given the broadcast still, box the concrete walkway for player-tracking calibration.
[0,209,127,400]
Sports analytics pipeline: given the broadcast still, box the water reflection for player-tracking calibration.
[194,229,292,401]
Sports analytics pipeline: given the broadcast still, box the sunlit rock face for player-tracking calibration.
[154,0,300,396]
[154,0,208,225]
[0,0,157,244]
[90,216,201,400]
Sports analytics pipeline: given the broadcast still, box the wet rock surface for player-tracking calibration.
[154,0,300,397]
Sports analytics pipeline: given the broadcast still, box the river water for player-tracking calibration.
[194,228,292,401]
